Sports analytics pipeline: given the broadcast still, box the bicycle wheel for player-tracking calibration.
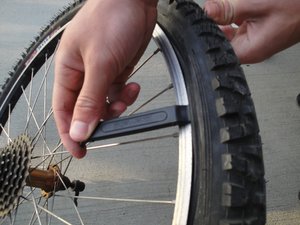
[0,0,266,224]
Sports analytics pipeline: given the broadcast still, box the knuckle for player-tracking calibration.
[223,0,235,24]
[75,95,102,114]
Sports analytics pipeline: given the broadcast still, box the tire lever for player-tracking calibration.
[85,105,190,143]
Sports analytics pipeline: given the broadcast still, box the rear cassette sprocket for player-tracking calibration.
[0,134,32,218]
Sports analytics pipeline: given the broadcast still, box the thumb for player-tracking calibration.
[204,0,252,25]
[69,64,112,142]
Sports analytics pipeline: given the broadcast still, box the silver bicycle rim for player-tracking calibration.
[153,24,192,225]
[0,23,192,225]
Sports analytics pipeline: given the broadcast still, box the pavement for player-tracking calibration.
[1,0,300,224]
[244,46,300,224]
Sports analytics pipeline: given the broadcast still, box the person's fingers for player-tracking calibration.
[204,0,234,24]
[204,0,272,64]
[53,64,139,157]
[230,20,295,64]
[53,65,87,158]
[104,82,140,118]
[61,131,87,158]
[119,82,140,106]
[204,0,300,64]
[219,25,238,41]
[53,0,157,158]
[204,0,262,25]
[53,109,87,158]
[106,101,127,118]
[107,82,140,105]
[68,46,144,142]
[69,56,116,142]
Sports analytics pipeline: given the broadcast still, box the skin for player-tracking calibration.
[204,0,300,64]
[53,0,158,158]
[53,0,300,158]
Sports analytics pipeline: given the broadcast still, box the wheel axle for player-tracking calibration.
[26,165,85,199]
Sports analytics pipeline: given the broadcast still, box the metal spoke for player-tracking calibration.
[36,205,72,225]
[128,48,161,79]
[30,141,62,161]
[55,172,84,225]
[55,194,175,205]
[29,141,63,172]
[21,195,72,225]
[24,65,52,133]
[0,23,192,225]
[23,44,57,133]
[52,155,72,167]
[10,196,23,225]
[21,86,52,156]
[47,193,55,225]
[28,199,47,225]
[7,104,11,145]
[18,189,39,209]
[0,215,7,225]
[25,69,34,134]
[31,133,178,158]
[87,132,178,151]
[43,54,49,170]
[0,124,12,143]
[128,83,173,115]
[32,108,53,145]
[30,188,42,225]
[62,156,73,176]
[45,140,64,169]
[44,176,57,225]
[0,213,14,225]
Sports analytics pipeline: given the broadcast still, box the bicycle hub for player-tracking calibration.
[0,134,85,218]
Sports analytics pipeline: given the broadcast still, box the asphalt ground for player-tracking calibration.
[1,0,300,224]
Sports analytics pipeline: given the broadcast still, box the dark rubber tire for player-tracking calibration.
[158,1,266,224]
[0,0,266,224]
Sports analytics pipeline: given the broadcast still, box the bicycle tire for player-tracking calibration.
[0,0,266,224]
[159,1,266,224]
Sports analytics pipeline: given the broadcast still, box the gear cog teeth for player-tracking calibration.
[0,134,32,218]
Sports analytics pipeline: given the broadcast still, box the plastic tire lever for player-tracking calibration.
[85,105,190,143]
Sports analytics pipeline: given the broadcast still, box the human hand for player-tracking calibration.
[53,0,158,158]
[204,0,300,64]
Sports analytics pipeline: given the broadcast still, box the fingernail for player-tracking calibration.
[204,1,220,18]
[70,120,89,141]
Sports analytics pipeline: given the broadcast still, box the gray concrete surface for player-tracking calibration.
[0,0,300,224]
[244,47,300,224]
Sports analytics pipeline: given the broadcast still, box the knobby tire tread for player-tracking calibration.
[159,1,266,225]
